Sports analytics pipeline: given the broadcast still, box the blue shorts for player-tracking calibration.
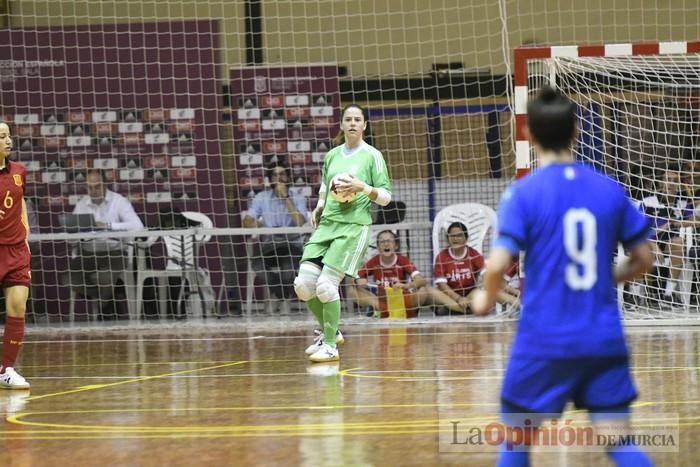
[500,355,638,414]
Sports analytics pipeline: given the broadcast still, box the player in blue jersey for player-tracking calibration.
[472,86,654,467]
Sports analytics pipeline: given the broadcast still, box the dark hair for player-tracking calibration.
[376,229,399,250]
[86,168,107,183]
[376,229,397,243]
[333,103,367,147]
[527,85,577,151]
[446,222,468,239]
[266,160,290,181]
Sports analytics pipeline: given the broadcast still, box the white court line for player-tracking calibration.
[22,330,515,344]
[24,365,698,379]
[22,326,699,345]
[354,366,697,374]
[26,372,312,379]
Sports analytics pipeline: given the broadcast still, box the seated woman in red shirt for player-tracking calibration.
[434,222,519,313]
[347,230,462,317]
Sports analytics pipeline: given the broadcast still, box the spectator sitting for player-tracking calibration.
[433,221,517,313]
[243,160,308,302]
[64,169,144,319]
[640,167,693,304]
[434,222,485,313]
[347,230,463,318]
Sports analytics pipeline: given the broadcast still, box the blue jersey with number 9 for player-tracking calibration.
[494,163,650,358]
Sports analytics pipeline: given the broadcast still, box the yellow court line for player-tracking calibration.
[7,364,700,439]
[19,360,251,369]
[338,366,360,376]
[337,366,700,382]
[0,401,498,416]
[20,359,298,370]
[5,397,699,418]
[633,367,700,374]
[0,429,496,440]
[23,360,249,402]
[19,354,700,370]
[5,419,700,441]
[8,417,444,432]
[11,413,687,434]
[7,401,694,435]
[17,363,700,402]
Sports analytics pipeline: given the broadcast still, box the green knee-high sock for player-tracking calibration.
[322,300,341,348]
[306,297,324,328]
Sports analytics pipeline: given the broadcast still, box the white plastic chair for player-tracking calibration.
[432,202,497,260]
[133,211,214,320]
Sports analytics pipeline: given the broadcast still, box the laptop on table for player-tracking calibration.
[59,213,97,233]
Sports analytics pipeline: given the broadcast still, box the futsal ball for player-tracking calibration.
[329,173,357,204]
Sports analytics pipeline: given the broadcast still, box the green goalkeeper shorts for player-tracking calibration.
[301,218,371,278]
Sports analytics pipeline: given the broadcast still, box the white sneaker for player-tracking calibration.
[305,336,325,355]
[306,329,344,355]
[309,343,340,363]
[312,329,345,345]
[0,368,30,390]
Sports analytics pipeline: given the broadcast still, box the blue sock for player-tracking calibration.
[496,445,529,467]
[608,444,653,467]
[589,405,653,467]
[497,399,541,467]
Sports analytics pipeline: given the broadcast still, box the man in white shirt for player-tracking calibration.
[67,169,144,319]
[73,170,144,231]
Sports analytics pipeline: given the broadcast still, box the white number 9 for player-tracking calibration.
[563,208,597,290]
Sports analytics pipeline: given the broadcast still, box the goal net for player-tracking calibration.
[514,42,700,320]
[2,2,518,325]
[0,2,697,325]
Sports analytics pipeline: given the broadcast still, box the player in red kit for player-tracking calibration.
[0,122,31,389]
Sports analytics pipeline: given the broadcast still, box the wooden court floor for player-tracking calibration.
[1,321,699,466]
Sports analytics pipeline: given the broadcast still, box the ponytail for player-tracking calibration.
[333,129,345,147]
[333,103,367,147]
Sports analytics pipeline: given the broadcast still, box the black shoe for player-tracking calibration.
[434,307,451,317]
[360,306,380,318]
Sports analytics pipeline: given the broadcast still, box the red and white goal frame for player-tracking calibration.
[512,40,700,179]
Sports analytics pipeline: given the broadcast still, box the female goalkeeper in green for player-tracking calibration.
[294,104,392,363]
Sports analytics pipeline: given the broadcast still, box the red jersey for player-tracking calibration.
[358,254,419,291]
[433,246,485,296]
[0,160,28,245]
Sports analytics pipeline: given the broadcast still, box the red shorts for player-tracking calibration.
[0,242,31,288]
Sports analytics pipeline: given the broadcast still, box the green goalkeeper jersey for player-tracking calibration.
[320,142,392,225]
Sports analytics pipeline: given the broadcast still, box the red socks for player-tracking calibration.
[1,316,25,372]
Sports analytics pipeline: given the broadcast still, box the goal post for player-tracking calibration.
[512,41,700,319]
